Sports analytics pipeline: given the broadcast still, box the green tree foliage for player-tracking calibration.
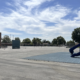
[66,40,75,46]
[57,36,66,45]
[2,35,11,43]
[52,38,57,45]
[46,40,50,44]
[15,37,20,42]
[36,38,41,45]
[42,40,46,43]
[42,40,50,44]
[72,27,80,43]
[22,38,31,44]
[32,38,36,46]
[32,38,41,46]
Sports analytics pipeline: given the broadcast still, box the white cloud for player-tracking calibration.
[0,0,80,41]
[37,5,70,22]
[74,11,80,20]
[24,0,52,9]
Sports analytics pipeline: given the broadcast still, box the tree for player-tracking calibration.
[42,40,46,43]
[42,39,50,46]
[57,36,66,45]
[15,37,20,42]
[52,38,57,45]
[46,40,50,44]
[22,38,31,45]
[2,35,11,43]
[72,27,80,43]
[42,40,50,44]
[32,38,37,46]
[32,38,41,46]
[36,38,41,46]
[66,40,75,46]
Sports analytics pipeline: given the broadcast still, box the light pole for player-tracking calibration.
[13,35,14,40]
[10,34,11,40]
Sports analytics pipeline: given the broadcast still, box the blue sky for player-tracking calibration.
[0,0,80,42]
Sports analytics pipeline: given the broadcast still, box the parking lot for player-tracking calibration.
[0,46,80,80]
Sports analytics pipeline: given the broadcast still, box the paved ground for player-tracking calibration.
[0,46,80,80]
[25,52,80,64]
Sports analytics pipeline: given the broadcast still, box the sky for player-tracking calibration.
[0,0,80,42]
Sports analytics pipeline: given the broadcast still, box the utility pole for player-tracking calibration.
[12,35,15,40]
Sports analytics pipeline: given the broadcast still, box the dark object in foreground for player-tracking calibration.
[12,40,20,49]
[71,52,80,57]
[69,43,80,57]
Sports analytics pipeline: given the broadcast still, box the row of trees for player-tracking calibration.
[22,38,51,46]
[1,27,80,46]
[1,35,66,46]
[52,36,66,46]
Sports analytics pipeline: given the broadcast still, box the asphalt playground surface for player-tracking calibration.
[24,52,80,64]
[0,46,80,80]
